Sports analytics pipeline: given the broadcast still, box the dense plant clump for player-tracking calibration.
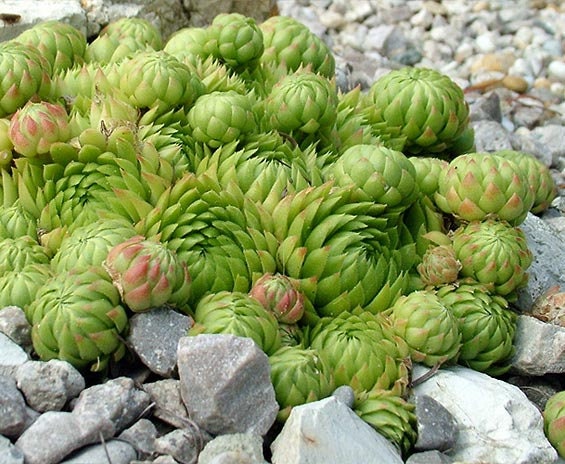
[0,14,557,457]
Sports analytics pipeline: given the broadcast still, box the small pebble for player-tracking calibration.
[502,75,529,93]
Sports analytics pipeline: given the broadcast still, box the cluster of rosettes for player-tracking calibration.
[0,12,559,459]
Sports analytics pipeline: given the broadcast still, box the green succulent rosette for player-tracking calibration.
[0,41,51,117]
[187,90,257,148]
[308,310,411,394]
[494,149,557,214]
[16,20,87,73]
[544,391,565,458]
[263,71,338,139]
[9,101,71,158]
[364,67,470,155]
[434,152,534,226]
[259,15,335,78]
[164,27,211,62]
[324,144,419,218]
[386,290,461,367]
[51,218,137,274]
[0,202,38,240]
[101,17,163,51]
[85,34,151,65]
[27,266,129,372]
[249,272,305,324]
[451,219,532,298]
[409,156,449,198]
[190,291,281,355]
[354,387,418,457]
[278,322,305,347]
[437,281,516,375]
[206,13,264,71]
[269,345,335,421]
[104,235,191,312]
[0,236,50,276]
[0,263,53,310]
[417,244,461,288]
[118,50,200,111]
[0,117,13,167]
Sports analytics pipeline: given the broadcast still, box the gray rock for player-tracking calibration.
[331,385,355,408]
[60,440,137,464]
[510,130,554,166]
[177,334,278,436]
[511,316,565,376]
[270,396,403,464]
[505,375,562,412]
[516,213,565,312]
[0,375,27,438]
[15,411,114,464]
[198,433,266,464]
[180,0,275,28]
[118,419,157,459]
[0,0,86,42]
[412,364,557,464]
[471,120,514,152]
[127,307,192,377]
[72,377,151,433]
[469,91,503,122]
[154,429,203,464]
[529,125,565,167]
[406,450,455,464]
[15,360,85,413]
[152,456,178,464]
[0,333,29,379]
[142,379,192,429]
[413,394,458,452]
[0,434,24,464]
[0,307,31,351]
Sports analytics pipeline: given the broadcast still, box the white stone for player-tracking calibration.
[0,0,86,42]
[475,32,498,54]
[412,364,557,464]
[0,332,29,379]
[512,316,565,376]
[270,396,403,464]
[548,61,565,81]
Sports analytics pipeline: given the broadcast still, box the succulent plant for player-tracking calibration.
[364,67,470,155]
[417,244,461,287]
[544,390,565,458]
[9,101,71,158]
[16,20,87,73]
[27,266,129,372]
[435,152,534,226]
[259,15,335,78]
[0,41,51,117]
[249,273,305,324]
[190,291,282,355]
[0,263,53,310]
[0,235,50,276]
[354,386,418,456]
[494,149,557,214]
[101,17,163,51]
[386,290,461,367]
[269,345,335,421]
[206,13,264,71]
[104,235,191,312]
[0,201,38,240]
[438,281,516,375]
[187,90,256,148]
[451,219,532,298]
[409,156,449,197]
[308,310,411,394]
[0,118,13,167]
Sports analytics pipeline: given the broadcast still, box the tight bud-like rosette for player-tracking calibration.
[417,244,461,287]
[386,290,461,367]
[249,273,305,324]
[451,219,532,298]
[0,263,53,310]
[0,202,38,240]
[189,291,281,355]
[206,13,264,70]
[308,310,411,394]
[260,15,335,78]
[9,101,71,158]
[269,345,335,421]
[435,152,534,226]
[0,236,50,276]
[545,391,565,458]
[104,235,191,312]
[102,17,163,51]
[264,71,338,137]
[364,67,470,155]
[438,281,517,375]
[27,266,129,372]
[187,90,256,148]
[409,156,449,197]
